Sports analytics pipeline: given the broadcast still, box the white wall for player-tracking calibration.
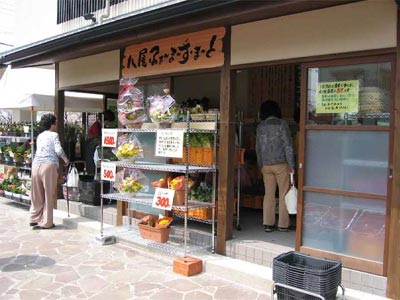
[232,0,397,65]
[59,51,120,88]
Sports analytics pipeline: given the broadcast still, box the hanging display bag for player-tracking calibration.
[285,173,298,214]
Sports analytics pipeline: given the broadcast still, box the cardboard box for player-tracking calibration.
[173,256,202,276]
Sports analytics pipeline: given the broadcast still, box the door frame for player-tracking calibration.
[296,53,396,275]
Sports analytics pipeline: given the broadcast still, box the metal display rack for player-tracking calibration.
[0,132,34,206]
[98,113,218,256]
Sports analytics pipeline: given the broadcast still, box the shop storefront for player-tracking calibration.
[1,0,399,297]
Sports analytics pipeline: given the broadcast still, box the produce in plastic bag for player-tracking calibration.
[117,77,147,126]
[148,89,179,125]
[113,134,144,162]
[116,168,149,196]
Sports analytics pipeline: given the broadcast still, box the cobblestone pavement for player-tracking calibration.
[0,200,270,300]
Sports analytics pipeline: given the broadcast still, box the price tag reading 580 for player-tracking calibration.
[101,162,116,182]
[102,129,117,148]
[152,188,175,211]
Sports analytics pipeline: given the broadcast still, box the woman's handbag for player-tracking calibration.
[285,173,298,214]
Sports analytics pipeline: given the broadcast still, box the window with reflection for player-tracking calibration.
[307,62,391,126]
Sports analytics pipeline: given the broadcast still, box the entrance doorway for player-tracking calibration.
[232,63,300,249]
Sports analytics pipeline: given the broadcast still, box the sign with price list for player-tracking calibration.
[101,162,116,182]
[102,129,117,148]
[155,129,184,158]
[152,188,175,211]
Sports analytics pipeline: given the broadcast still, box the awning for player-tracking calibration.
[0,66,104,112]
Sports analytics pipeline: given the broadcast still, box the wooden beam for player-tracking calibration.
[55,62,65,207]
[217,26,234,255]
[386,6,400,299]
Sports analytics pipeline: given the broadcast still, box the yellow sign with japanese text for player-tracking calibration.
[316,80,359,113]
[121,28,225,78]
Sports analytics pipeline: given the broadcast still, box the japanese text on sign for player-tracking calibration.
[102,129,117,148]
[316,80,359,114]
[122,28,225,77]
[101,162,116,182]
[155,129,184,158]
[152,188,175,211]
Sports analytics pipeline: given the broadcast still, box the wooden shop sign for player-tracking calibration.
[122,27,225,77]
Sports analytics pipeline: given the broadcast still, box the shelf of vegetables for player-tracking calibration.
[98,78,218,254]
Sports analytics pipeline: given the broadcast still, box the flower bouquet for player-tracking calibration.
[113,134,144,162]
[117,77,147,127]
[168,175,194,206]
[148,89,179,127]
[116,169,149,196]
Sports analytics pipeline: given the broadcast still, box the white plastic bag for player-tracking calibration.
[66,164,79,188]
[285,173,298,214]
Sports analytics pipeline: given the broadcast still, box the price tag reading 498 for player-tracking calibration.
[152,188,174,211]
[101,162,116,182]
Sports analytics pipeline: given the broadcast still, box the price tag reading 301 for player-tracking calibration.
[102,129,117,148]
[152,188,175,211]
[101,162,116,182]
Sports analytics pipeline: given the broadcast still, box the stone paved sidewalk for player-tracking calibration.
[0,199,270,300]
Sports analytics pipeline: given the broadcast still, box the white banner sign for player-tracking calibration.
[101,162,116,182]
[155,129,184,158]
[152,188,175,211]
[102,129,118,148]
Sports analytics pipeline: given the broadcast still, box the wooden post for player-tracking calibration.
[217,26,235,255]
[55,63,65,209]
[386,6,400,298]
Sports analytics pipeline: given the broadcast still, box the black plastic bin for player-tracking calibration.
[78,176,110,206]
[272,251,342,300]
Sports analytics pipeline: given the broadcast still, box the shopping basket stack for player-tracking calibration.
[272,251,343,300]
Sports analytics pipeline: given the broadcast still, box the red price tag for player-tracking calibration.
[102,129,117,148]
[101,162,116,182]
[103,136,115,146]
[152,188,174,211]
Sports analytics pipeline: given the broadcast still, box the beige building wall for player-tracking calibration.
[59,51,120,88]
[231,0,397,66]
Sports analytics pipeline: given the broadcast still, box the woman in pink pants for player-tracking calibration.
[29,114,69,229]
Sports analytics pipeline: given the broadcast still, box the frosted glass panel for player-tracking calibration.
[302,192,386,262]
[305,130,388,195]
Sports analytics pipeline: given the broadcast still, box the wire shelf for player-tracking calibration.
[102,192,214,210]
[109,162,216,173]
[102,224,209,255]
[0,135,31,141]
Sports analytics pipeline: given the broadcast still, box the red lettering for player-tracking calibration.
[155,196,170,208]
[104,136,115,145]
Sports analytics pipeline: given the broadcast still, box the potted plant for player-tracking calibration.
[64,122,82,162]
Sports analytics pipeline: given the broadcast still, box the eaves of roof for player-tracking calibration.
[0,0,360,68]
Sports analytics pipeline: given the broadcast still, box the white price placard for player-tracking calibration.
[155,129,184,158]
[101,162,116,182]
[152,188,175,211]
[102,129,117,148]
